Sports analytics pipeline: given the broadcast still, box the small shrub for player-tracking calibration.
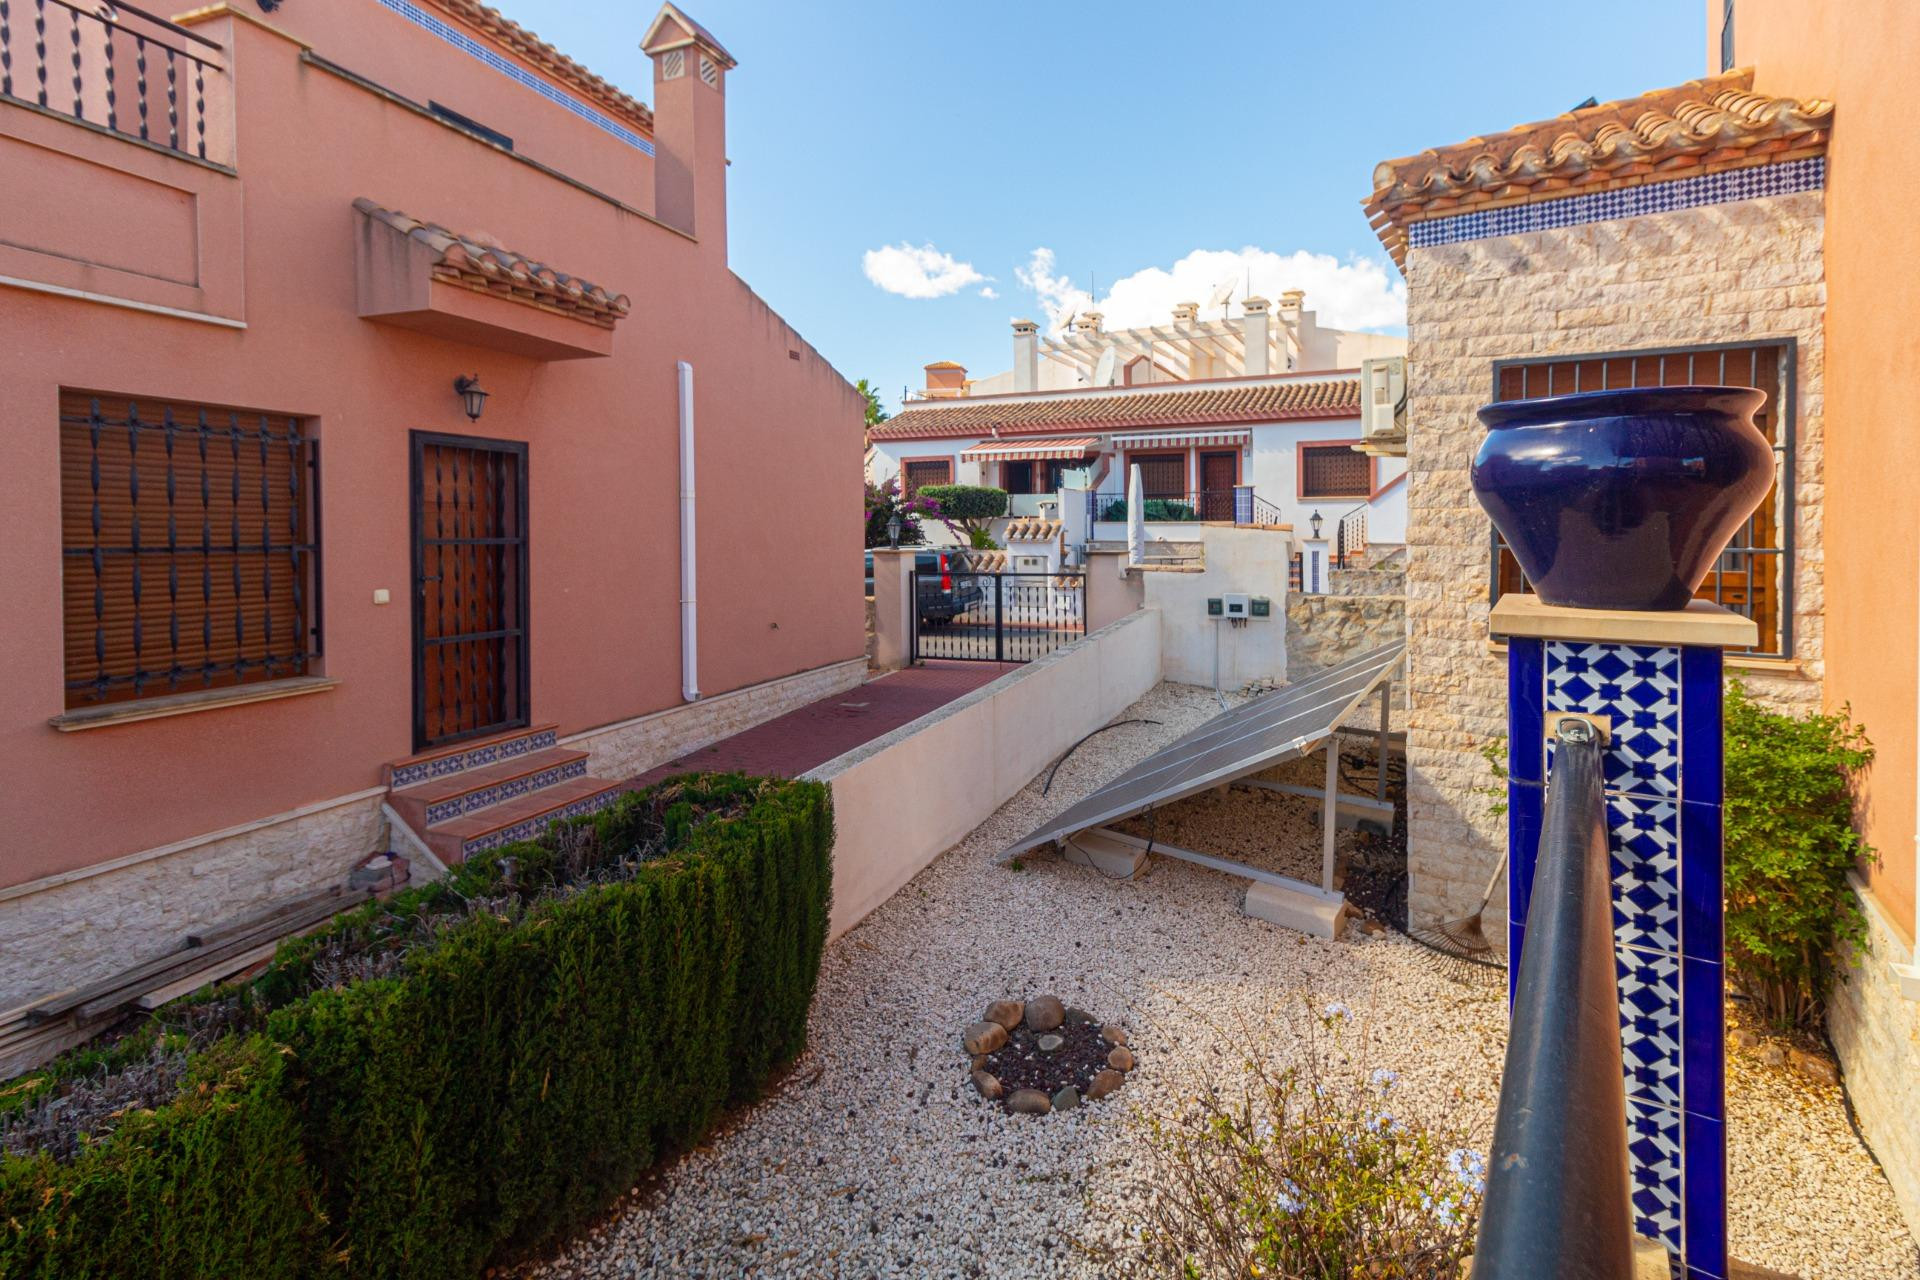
[864,477,932,548]
[1130,1002,1481,1279]
[1724,681,1875,1031]
[917,483,1007,541]
[1100,497,1198,522]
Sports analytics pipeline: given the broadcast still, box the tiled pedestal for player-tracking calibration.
[1499,598,1751,1280]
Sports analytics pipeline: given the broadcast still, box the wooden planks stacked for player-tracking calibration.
[0,883,379,1079]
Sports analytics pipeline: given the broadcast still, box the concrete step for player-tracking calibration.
[386,723,562,790]
[388,746,592,831]
[425,775,627,864]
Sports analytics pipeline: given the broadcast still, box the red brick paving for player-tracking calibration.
[627,660,1019,788]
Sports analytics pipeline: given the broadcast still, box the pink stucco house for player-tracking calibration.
[0,1,865,1007]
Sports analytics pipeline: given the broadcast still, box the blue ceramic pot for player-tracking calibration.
[1471,386,1774,611]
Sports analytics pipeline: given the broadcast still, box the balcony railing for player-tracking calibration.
[1087,488,1246,524]
[1473,718,1637,1277]
[1,0,228,163]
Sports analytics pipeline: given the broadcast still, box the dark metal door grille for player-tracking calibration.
[410,433,528,750]
[910,570,1085,663]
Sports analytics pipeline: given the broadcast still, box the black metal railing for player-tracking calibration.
[1474,718,1637,1278]
[1,0,225,161]
[61,398,320,707]
[1088,488,1242,524]
[1334,502,1367,568]
[910,569,1084,663]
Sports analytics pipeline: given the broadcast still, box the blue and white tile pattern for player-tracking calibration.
[1411,156,1824,251]
[374,0,656,156]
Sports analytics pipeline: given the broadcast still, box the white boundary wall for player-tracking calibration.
[808,608,1162,938]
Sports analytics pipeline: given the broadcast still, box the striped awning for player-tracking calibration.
[960,435,1102,463]
[1112,428,1251,450]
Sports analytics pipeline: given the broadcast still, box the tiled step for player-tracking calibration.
[388,747,593,831]
[424,775,626,864]
[387,724,561,790]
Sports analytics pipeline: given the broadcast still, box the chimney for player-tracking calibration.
[923,361,967,398]
[641,4,735,257]
[1012,320,1038,392]
[1171,301,1199,324]
[1073,311,1104,334]
[1278,289,1305,323]
[1241,296,1271,376]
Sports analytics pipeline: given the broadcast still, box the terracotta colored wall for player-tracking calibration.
[1714,0,1920,939]
[0,7,864,888]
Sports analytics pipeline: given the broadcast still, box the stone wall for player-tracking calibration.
[1286,594,1406,675]
[1403,190,1827,930]
[1828,878,1920,1232]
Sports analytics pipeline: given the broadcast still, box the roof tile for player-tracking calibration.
[356,198,632,328]
[1363,71,1832,269]
[869,378,1360,442]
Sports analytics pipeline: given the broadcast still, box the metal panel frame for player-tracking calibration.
[997,641,1404,861]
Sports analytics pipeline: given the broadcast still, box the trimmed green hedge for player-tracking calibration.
[0,774,832,1279]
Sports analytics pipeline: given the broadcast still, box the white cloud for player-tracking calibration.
[862,242,987,299]
[978,286,999,299]
[1015,245,1406,335]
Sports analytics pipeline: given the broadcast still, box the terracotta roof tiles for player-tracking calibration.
[1003,519,1064,543]
[1364,71,1832,269]
[355,198,632,328]
[868,377,1360,442]
[419,0,654,138]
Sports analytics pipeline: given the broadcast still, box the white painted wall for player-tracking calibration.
[1366,472,1408,546]
[1142,525,1293,688]
[808,608,1162,938]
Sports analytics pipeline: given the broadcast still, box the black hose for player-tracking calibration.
[1039,719,1161,796]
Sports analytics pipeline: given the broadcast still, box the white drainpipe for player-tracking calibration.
[678,360,700,702]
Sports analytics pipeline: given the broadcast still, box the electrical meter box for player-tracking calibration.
[1206,597,1224,617]
[1249,596,1272,618]
[1222,593,1250,618]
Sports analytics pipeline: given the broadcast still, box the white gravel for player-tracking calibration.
[512,682,1919,1280]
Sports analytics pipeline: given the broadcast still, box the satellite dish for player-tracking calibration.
[1093,348,1117,387]
[1207,280,1235,313]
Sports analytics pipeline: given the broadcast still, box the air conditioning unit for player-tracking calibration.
[1361,356,1407,448]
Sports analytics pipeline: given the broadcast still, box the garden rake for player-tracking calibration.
[1410,850,1508,968]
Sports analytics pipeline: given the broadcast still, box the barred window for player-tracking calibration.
[1490,341,1792,659]
[1300,444,1371,499]
[59,392,320,708]
[902,457,952,496]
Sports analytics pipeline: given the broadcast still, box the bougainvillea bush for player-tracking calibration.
[0,773,833,1280]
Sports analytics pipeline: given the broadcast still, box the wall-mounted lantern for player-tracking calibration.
[1309,509,1324,539]
[453,375,489,422]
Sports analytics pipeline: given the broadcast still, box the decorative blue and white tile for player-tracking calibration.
[461,787,623,858]
[1609,793,1681,954]
[1626,1097,1685,1253]
[1407,155,1825,251]
[1546,642,1681,798]
[1618,945,1683,1112]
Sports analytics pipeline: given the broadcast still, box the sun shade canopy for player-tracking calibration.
[958,436,1102,463]
[996,641,1405,862]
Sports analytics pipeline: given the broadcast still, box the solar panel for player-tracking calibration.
[998,641,1405,861]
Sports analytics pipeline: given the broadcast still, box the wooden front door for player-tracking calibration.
[1200,450,1238,520]
[410,433,529,750]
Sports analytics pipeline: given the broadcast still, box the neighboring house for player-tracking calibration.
[867,297,1408,547]
[1378,1,1920,1232]
[0,2,866,1005]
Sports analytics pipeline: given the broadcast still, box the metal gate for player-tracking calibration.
[910,569,1085,662]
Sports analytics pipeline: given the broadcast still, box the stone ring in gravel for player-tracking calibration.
[964,994,1133,1114]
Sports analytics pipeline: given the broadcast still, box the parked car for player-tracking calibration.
[863,548,985,625]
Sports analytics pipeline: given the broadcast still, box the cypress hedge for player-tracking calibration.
[0,773,833,1279]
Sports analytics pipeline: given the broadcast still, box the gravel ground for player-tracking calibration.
[512,683,1918,1280]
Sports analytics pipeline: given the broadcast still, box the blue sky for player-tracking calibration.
[493,1,1705,409]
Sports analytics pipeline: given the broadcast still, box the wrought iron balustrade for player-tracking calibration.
[1,0,227,162]
[1334,501,1367,568]
[1086,488,1244,525]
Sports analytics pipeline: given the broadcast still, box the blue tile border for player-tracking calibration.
[1409,155,1824,251]
[1507,779,1543,929]
[1679,799,1725,963]
[1507,638,1545,784]
[1682,1111,1728,1279]
[374,0,656,156]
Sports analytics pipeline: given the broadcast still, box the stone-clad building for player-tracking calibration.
[1367,28,1920,1236]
